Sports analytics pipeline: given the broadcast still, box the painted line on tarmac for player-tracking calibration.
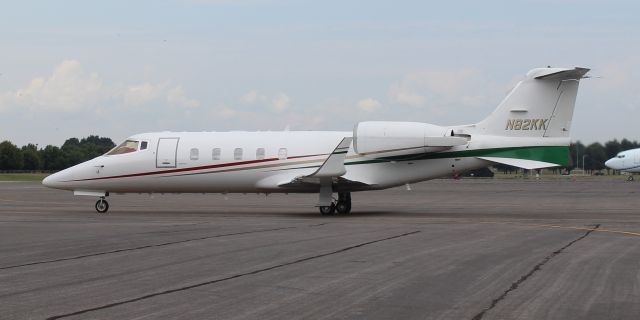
[333,218,640,238]
[478,221,640,238]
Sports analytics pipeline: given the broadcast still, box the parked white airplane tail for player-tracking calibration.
[475,67,589,138]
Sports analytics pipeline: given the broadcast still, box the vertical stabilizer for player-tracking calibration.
[475,67,589,138]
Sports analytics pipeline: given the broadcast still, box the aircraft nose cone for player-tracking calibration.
[42,170,73,190]
[42,172,60,188]
[42,175,52,187]
[605,158,617,169]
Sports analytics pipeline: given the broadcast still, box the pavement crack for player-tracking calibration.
[45,230,420,320]
[308,222,329,227]
[0,226,295,271]
[470,224,600,320]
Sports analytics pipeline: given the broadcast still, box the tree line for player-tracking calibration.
[0,136,115,171]
[0,136,638,173]
[492,139,639,174]
[571,139,639,173]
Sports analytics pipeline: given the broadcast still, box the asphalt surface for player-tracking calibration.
[1,178,639,320]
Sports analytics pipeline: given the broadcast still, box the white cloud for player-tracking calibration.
[0,60,201,113]
[239,90,292,112]
[388,68,488,114]
[593,58,640,91]
[167,86,200,108]
[271,93,291,112]
[356,98,382,112]
[219,106,236,118]
[239,90,267,104]
[124,82,167,106]
[0,60,104,112]
[125,83,200,108]
[388,86,425,107]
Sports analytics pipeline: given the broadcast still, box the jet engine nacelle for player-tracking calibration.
[353,121,467,158]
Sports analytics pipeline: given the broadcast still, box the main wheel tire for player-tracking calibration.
[319,204,335,215]
[335,201,351,214]
[95,199,109,213]
[628,176,634,181]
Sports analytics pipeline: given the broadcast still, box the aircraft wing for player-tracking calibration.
[258,137,373,191]
[277,176,372,192]
[477,156,561,170]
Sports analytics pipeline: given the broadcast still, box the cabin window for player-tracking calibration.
[256,148,265,160]
[234,148,243,160]
[278,148,288,160]
[190,148,199,160]
[107,140,139,155]
[212,148,221,160]
[140,141,148,150]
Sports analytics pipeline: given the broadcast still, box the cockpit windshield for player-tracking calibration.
[107,140,139,155]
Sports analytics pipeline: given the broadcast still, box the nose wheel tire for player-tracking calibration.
[319,204,335,215]
[95,198,109,213]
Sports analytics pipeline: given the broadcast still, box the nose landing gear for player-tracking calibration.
[95,197,109,213]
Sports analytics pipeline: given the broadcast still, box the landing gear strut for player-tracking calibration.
[95,197,109,213]
[319,192,351,215]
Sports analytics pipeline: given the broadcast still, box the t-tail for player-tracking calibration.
[464,67,590,169]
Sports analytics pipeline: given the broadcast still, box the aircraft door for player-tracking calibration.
[156,138,179,168]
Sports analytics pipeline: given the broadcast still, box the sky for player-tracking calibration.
[1,0,639,147]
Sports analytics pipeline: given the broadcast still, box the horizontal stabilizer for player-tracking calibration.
[532,67,590,80]
[478,156,561,170]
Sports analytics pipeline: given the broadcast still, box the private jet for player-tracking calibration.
[605,148,640,181]
[43,66,590,214]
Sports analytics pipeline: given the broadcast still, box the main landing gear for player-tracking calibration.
[319,192,352,215]
[95,197,109,213]
[628,175,634,181]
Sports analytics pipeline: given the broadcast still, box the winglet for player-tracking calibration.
[308,137,352,177]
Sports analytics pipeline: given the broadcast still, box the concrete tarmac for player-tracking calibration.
[1,178,639,320]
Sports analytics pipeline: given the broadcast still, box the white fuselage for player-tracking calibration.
[605,148,640,173]
[40,66,589,213]
[43,130,496,194]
